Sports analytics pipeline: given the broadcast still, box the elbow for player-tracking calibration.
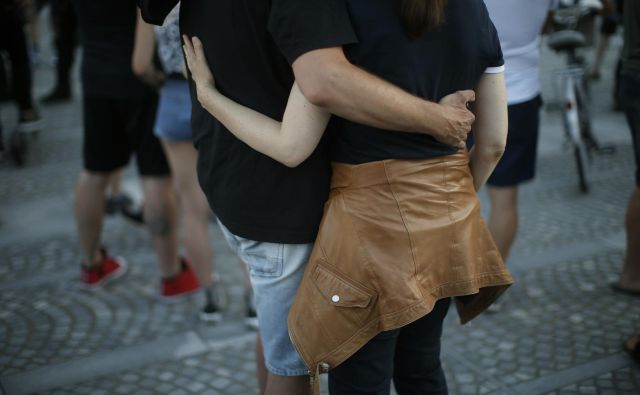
[132,62,147,79]
[281,151,307,168]
[296,66,341,108]
[280,145,311,168]
[282,158,304,168]
[297,79,333,108]
[477,142,506,162]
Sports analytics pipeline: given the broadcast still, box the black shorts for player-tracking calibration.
[82,95,170,176]
[488,95,542,188]
[600,15,620,35]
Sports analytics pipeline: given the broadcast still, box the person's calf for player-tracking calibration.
[264,374,310,395]
[619,188,640,290]
[74,170,111,266]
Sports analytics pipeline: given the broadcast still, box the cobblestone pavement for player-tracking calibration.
[1,20,639,395]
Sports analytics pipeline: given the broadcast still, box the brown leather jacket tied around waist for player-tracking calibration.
[288,151,514,377]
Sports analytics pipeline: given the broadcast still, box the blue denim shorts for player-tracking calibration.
[154,79,192,142]
[218,220,311,376]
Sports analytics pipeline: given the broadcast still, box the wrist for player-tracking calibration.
[421,101,447,137]
[195,81,211,97]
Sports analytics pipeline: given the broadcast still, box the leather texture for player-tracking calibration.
[288,150,514,375]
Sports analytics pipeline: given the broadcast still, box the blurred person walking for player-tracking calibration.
[72,0,201,301]
[132,4,224,321]
[0,0,43,133]
[40,0,77,103]
[483,0,558,266]
[590,0,623,79]
[616,0,640,365]
[612,0,640,296]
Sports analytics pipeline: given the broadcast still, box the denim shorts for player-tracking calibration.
[218,220,311,376]
[154,79,193,142]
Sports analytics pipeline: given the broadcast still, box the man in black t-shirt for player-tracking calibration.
[138,1,477,393]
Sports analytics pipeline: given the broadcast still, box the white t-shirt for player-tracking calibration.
[484,0,558,105]
[155,5,184,75]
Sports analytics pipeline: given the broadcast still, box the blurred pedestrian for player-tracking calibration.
[72,0,200,301]
[612,0,640,296]
[624,334,640,364]
[132,4,225,321]
[483,0,558,268]
[40,0,76,103]
[0,0,43,133]
[589,0,623,79]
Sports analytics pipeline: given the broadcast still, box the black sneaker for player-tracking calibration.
[245,289,259,330]
[105,195,122,215]
[119,194,145,225]
[199,284,225,323]
[41,86,72,104]
[17,110,43,134]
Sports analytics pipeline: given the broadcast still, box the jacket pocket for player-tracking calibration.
[312,264,373,309]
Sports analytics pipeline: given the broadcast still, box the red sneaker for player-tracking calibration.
[161,258,200,298]
[81,252,127,289]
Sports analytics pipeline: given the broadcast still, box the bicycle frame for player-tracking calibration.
[562,70,584,146]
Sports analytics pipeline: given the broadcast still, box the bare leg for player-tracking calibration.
[74,170,110,266]
[265,374,309,395]
[590,33,611,78]
[141,176,180,278]
[161,141,214,286]
[256,333,268,395]
[107,168,124,197]
[487,186,519,260]
[618,188,640,292]
[256,331,307,395]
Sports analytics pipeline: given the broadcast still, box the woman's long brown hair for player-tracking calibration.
[400,0,447,38]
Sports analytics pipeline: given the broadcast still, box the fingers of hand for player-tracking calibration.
[182,35,193,60]
[460,89,476,103]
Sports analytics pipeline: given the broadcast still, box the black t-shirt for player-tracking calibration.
[330,0,504,164]
[622,0,640,75]
[73,0,153,98]
[138,0,357,244]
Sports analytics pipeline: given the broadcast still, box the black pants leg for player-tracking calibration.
[50,0,76,90]
[393,299,450,395]
[329,298,451,395]
[620,74,640,186]
[0,8,35,112]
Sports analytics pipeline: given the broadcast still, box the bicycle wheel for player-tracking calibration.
[575,84,616,154]
[563,81,590,193]
[574,144,589,194]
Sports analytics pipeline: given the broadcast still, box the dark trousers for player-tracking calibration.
[50,0,76,88]
[0,7,34,112]
[329,298,451,395]
[620,73,640,186]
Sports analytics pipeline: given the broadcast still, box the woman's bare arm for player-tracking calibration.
[183,36,329,167]
[132,12,164,89]
[469,72,508,191]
